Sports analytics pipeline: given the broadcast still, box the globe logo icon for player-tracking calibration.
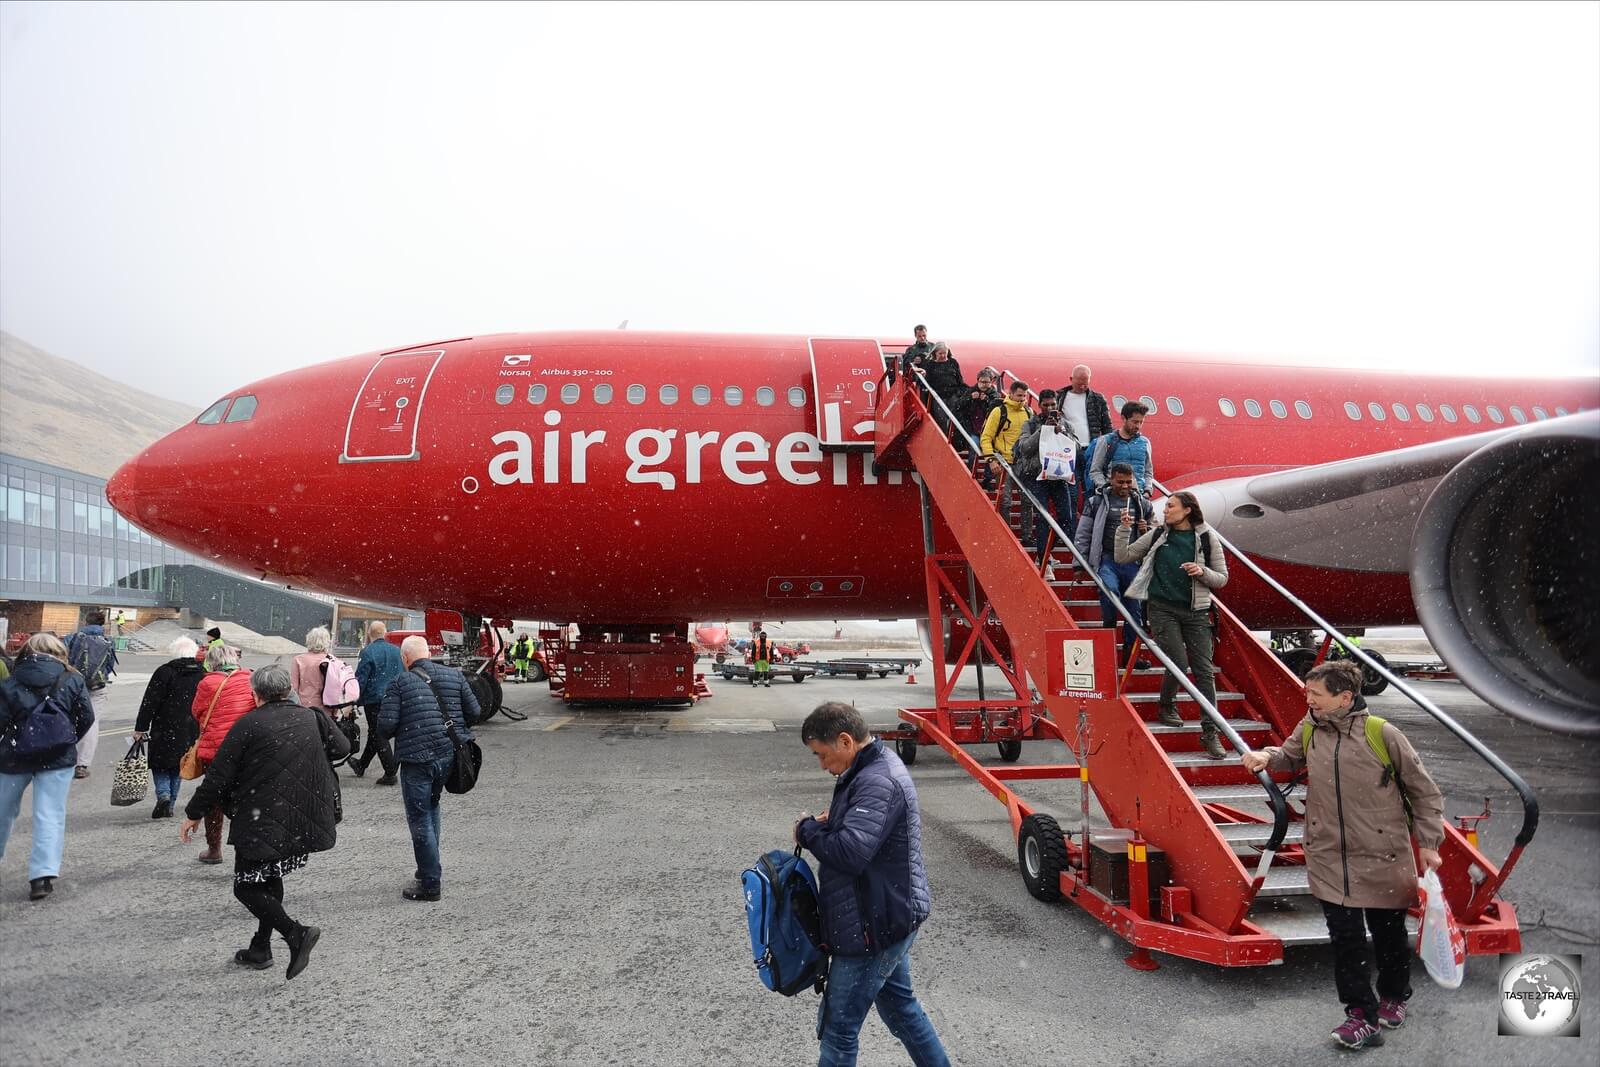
[1499,954,1581,1037]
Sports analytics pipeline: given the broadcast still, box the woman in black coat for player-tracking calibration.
[181,663,350,977]
[132,637,205,819]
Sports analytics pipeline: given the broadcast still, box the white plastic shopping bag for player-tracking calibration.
[1415,869,1467,989]
[1038,426,1076,482]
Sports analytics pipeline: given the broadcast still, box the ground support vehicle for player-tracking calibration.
[792,658,908,679]
[538,624,701,706]
[715,660,816,684]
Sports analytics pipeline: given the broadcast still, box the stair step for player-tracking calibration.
[1258,866,1314,897]
[1213,822,1306,845]
[1127,692,1247,703]
[1249,898,1420,945]
[1192,783,1307,804]
[1147,717,1270,734]
[1167,751,1245,766]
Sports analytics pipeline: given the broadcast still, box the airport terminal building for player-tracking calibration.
[0,451,413,647]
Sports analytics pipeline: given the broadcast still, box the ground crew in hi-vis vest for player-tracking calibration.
[751,632,774,687]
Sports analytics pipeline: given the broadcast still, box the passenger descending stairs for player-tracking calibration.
[873,375,1517,958]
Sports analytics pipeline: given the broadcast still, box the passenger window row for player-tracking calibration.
[1213,397,1315,420]
[1337,401,1570,425]
[498,382,807,408]
[1207,397,1575,425]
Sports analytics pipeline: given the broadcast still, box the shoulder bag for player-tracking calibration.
[410,667,481,794]
[179,673,230,780]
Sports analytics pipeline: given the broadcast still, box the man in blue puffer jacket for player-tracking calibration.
[377,636,478,903]
[795,702,948,1067]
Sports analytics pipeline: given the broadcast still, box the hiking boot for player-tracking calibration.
[375,774,398,786]
[1201,729,1227,760]
[402,880,441,902]
[1156,706,1184,728]
[284,924,320,981]
[197,848,223,865]
[234,944,274,970]
[348,758,366,779]
[74,766,90,780]
[1331,1009,1385,1050]
[151,799,171,819]
[28,877,53,901]
[1376,998,1408,1029]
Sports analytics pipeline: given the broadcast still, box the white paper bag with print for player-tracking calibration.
[1038,426,1076,482]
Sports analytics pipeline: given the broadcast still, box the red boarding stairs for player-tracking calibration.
[867,366,1533,968]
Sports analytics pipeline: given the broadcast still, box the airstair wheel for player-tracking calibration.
[1018,814,1067,902]
[895,737,918,765]
[997,740,1022,762]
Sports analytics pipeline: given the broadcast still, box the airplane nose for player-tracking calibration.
[105,457,137,515]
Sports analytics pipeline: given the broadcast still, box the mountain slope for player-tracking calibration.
[0,331,198,478]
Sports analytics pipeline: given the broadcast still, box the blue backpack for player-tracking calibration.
[742,846,827,996]
[4,674,79,762]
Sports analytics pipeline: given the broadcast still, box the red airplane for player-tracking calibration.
[105,331,1598,729]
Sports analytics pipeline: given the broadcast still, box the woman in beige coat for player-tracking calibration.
[1244,660,1444,1051]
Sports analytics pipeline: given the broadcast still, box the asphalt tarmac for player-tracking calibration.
[1,652,1594,1066]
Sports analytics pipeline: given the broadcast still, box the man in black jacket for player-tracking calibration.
[900,324,934,373]
[795,703,948,1067]
[181,663,348,978]
[378,636,479,902]
[1058,364,1112,508]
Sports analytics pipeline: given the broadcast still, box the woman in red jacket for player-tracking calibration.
[190,643,255,864]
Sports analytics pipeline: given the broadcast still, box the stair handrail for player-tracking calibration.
[1143,471,1540,912]
[903,368,1292,866]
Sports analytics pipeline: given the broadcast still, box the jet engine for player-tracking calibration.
[1410,411,1600,736]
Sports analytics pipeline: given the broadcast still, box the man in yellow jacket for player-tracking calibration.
[980,381,1033,546]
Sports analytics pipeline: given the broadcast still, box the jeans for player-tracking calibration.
[355,705,396,775]
[1321,901,1412,1019]
[0,767,75,879]
[401,755,452,889]
[78,689,106,768]
[1147,599,1217,728]
[151,767,182,804]
[1031,479,1076,554]
[817,931,949,1067]
[1096,559,1144,662]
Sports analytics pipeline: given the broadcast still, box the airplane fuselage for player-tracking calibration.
[108,332,1599,629]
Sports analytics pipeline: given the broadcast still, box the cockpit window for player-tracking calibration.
[196,399,229,425]
[224,394,258,422]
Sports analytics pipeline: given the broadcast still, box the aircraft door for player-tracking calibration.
[809,338,887,450]
[341,349,445,462]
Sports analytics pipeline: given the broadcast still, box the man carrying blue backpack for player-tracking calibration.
[795,702,949,1067]
[1089,399,1155,494]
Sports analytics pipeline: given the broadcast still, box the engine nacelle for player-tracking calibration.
[1411,411,1600,736]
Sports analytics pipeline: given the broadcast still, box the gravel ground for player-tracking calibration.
[0,652,1593,1066]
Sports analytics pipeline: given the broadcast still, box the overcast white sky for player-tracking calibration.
[2,1,1596,408]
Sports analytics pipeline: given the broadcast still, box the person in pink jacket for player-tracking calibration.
[290,626,334,714]
[190,644,255,864]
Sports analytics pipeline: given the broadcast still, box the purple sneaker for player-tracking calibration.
[1376,998,1407,1030]
[1331,1010,1385,1050]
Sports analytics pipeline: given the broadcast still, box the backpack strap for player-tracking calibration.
[1364,714,1414,828]
[411,667,463,745]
